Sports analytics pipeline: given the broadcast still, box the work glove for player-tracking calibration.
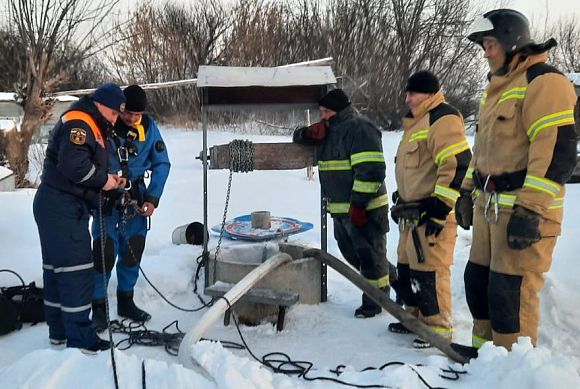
[423,218,444,237]
[306,121,327,140]
[390,190,400,224]
[348,203,367,227]
[455,189,474,230]
[421,197,452,237]
[292,126,308,143]
[391,190,400,205]
[291,121,327,144]
[507,205,541,250]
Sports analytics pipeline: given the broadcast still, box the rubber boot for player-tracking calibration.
[117,291,151,322]
[91,300,108,332]
[354,286,389,318]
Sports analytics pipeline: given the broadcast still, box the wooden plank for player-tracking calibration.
[205,284,299,306]
[206,86,327,106]
[209,142,316,170]
[304,248,470,364]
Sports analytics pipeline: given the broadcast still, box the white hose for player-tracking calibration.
[178,252,292,370]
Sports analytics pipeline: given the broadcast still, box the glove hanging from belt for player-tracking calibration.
[455,189,474,230]
[390,196,451,237]
[507,205,541,250]
[420,197,452,237]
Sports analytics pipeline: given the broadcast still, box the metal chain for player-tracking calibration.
[213,140,255,262]
[213,169,233,263]
[229,139,254,173]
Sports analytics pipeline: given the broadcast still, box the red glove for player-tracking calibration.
[306,121,327,140]
[348,203,367,227]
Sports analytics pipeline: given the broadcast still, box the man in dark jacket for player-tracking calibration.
[293,89,396,318]
[33,83,125,353]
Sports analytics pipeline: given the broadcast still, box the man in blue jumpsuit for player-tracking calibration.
[33,83,126,353]
[92,85,171,330]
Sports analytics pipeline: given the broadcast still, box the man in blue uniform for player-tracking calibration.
[92,85,171,330]
[33,82,126,353]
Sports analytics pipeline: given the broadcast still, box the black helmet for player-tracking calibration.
[467,9,533,55]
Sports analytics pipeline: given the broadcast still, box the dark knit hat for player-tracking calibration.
[92,83,126,112]
[318,89,351,112]
[123,84,147,112]
[405,71,440,94]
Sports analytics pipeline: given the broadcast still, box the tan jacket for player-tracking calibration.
[462,53,577,223]
[396,91,471,207]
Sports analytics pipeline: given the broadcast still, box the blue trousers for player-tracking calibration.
[33,185,98,348]
[91,206,147,299]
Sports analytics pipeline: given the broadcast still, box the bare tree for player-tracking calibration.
[6,0,119,187]
[112,0,229,122]
[110,0,483,130]
[0,28,28,91]
[326,0,482,129]
[553,16,580,72]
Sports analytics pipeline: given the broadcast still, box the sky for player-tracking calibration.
[1,0,578,31]
[508,0,579,20]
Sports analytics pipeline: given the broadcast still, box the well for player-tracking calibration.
[207,242,320,324]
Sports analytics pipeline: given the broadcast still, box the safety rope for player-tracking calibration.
[218,295,467,389]
[0,269,25,286]
[98,192,120,389]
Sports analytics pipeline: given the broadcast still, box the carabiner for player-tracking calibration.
[484,192,499,224]
[117,146,129,162]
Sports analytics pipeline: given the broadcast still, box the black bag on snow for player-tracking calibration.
[0,293,21,335]
[1,281,45,324]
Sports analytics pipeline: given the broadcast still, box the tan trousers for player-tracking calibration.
[467,197,559,350]
[397,215,457,330]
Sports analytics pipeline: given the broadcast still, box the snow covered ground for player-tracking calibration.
[1,127,579,388]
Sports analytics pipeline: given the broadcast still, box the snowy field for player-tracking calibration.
[1,127,579,388]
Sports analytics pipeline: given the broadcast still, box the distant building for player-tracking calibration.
[0,92,78,143]
[36,95,79,143]
[0,93,23,134]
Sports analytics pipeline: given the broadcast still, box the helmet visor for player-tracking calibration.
[467,16,495,42]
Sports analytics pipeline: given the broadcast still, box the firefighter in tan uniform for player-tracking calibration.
[390,71,471,348]
[455,9,577,354]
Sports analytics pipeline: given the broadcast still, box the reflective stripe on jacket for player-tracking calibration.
[462,52,577,222]
[316,106,388,215]
[396,91,472,207]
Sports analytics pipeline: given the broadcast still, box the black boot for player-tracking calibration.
[91,300,108,332]
[450,343,479,360]
[81,337,112,355]
[117,291,151,322]
[354,287,387,318]
[388,322,412,334]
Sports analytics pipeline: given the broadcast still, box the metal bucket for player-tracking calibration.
[172,222,207,245]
